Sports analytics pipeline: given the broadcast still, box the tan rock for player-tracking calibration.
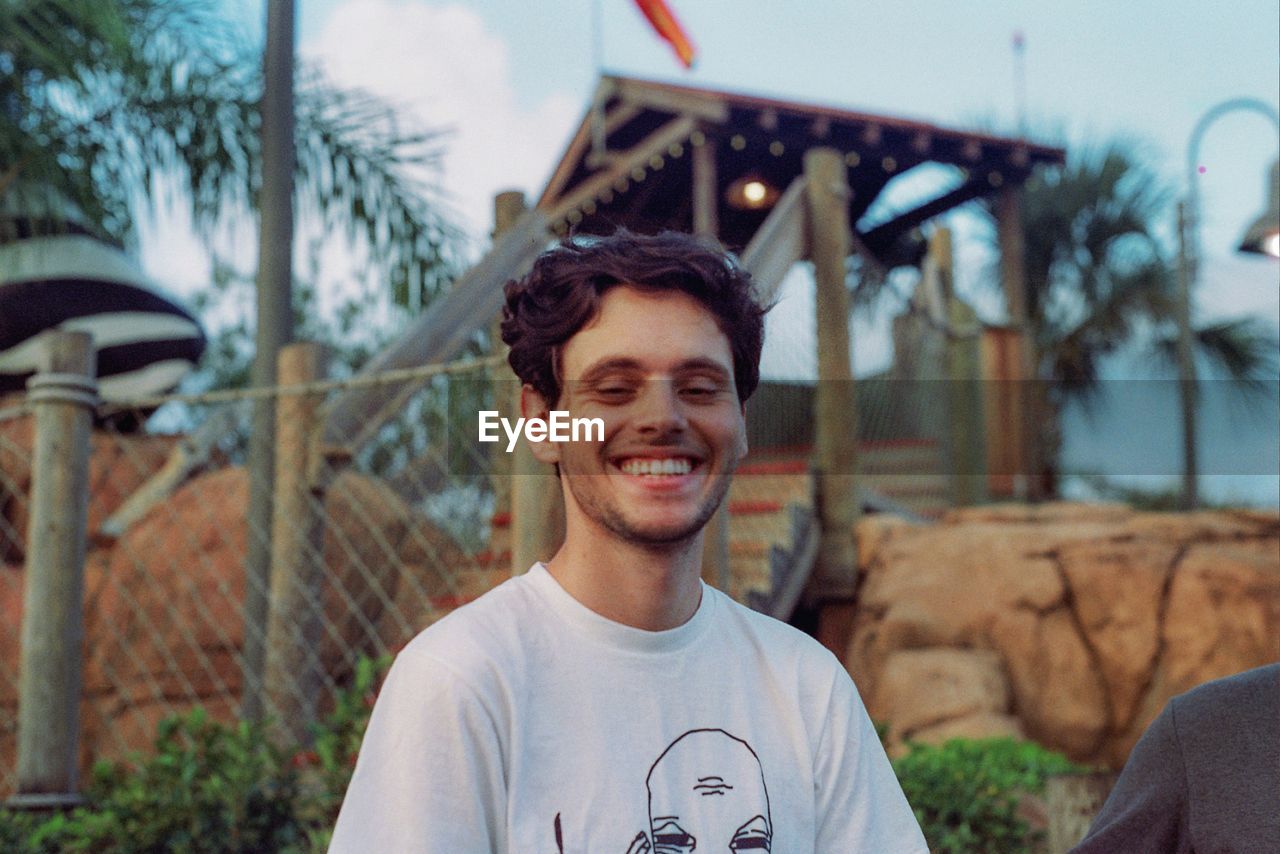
[1059,539,1174,730]
[942,502,1133,526]
[872,648,1010,737]
[0,563,21,708]
[0,417,176,562]
[990,608,1108,757]
[849,523,1072,699]
[1122,510,1276,546]
[1160,541,1280,697]
[852,513,917,573]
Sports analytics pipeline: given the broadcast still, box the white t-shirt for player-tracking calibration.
[330,564,926,853]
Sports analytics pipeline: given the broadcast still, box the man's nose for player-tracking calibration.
[634,380,687,435]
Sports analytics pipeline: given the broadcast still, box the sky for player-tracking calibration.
[137,0,1280,502]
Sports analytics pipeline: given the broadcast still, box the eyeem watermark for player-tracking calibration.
[478,410,604,452]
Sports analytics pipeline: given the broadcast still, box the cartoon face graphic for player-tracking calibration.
[643,729,772,853]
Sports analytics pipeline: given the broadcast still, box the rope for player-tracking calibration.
[95,354,505,414]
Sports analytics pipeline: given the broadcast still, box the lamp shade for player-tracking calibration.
[1236,159,1280,258]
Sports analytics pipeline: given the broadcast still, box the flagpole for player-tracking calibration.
[590,0,606,162]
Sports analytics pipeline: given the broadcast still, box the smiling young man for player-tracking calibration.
[330,231,926,853]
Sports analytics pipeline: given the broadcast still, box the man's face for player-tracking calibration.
[525,285,748,548]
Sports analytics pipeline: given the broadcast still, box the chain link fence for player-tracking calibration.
[0,350,514,798]
[1,295,983,796]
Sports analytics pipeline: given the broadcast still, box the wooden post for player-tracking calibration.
[263,342,326,743]
[490,190,526,521]
[1045,772,1117,853]
[996,185,1040,501]
[946,295,987,506]
[932,228,987,506]
[804,148,859,598]
[691,133,730,590]
[692,131,718,238]
[508,189,564,575]
[14,331,96,805]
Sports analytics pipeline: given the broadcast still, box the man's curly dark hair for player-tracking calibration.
[501,229,768,406]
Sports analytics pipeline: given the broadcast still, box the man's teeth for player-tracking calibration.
[620,458,693,476]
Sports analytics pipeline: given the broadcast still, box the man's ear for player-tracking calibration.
[737,402,749,458]
[520,385,561,465]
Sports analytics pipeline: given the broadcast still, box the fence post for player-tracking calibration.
[12,331,96,806]
[263,342,327,743]
[805,147,859,598]
[490,191,524,521]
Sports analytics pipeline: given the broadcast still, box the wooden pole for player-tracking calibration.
[691,134,730,590]
[263,342,326,743]
[804,147,858,598]
[243,0,297,723]
[14,331,96,804]
[692,131,718,238]
[931,228,987,506]
[508,190,564,575]
[491,191,526,520]
[996,185,1039,501]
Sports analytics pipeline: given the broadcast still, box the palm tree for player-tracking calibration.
[1,0,457,308]
[1000,141,1277,495]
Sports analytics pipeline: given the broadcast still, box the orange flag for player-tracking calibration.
[632,0,696,69]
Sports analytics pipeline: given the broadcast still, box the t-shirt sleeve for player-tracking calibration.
[813,665,929,852]
[328,647,508,853]
[1071,702,1190,854]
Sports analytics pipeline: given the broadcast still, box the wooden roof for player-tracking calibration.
[537,75,1065,267]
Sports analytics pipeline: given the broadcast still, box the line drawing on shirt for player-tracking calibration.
[627,728,774,853]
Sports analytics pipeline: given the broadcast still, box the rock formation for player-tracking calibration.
[847,503,1280,767]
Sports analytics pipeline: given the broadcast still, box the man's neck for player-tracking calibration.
[544,528,704,632]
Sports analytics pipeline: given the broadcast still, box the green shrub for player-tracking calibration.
[0,656,387,853]
[892,737,1084,853]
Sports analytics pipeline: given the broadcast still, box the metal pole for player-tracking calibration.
[1175,200,1198,509]
[12,331,96,807]
[1178,98,1280,510]
[243,0,297,723]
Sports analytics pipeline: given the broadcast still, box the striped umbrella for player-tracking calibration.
[0,232,206,401]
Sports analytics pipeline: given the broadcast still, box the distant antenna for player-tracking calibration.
[1012,29,1027,137]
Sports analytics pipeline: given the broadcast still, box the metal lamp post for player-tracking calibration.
[1176,98,1280,510]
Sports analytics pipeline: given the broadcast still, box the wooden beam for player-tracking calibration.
[996,185,1040,501]
[739,176,806,301]
[321,208,553,452]
[538,79,618,207]
[805,148,859,599]
[614,78,730,123]
[540,115,698,226]
[691,131,718,239]
[861,176,988,252]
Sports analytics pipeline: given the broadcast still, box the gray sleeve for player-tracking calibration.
[1071,702,1191,854]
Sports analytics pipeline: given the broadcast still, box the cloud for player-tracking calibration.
[303,0,580,249]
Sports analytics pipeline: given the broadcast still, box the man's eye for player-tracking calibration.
[730,838,769,850]
[679,385,718,397]
[654,833,694,845]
